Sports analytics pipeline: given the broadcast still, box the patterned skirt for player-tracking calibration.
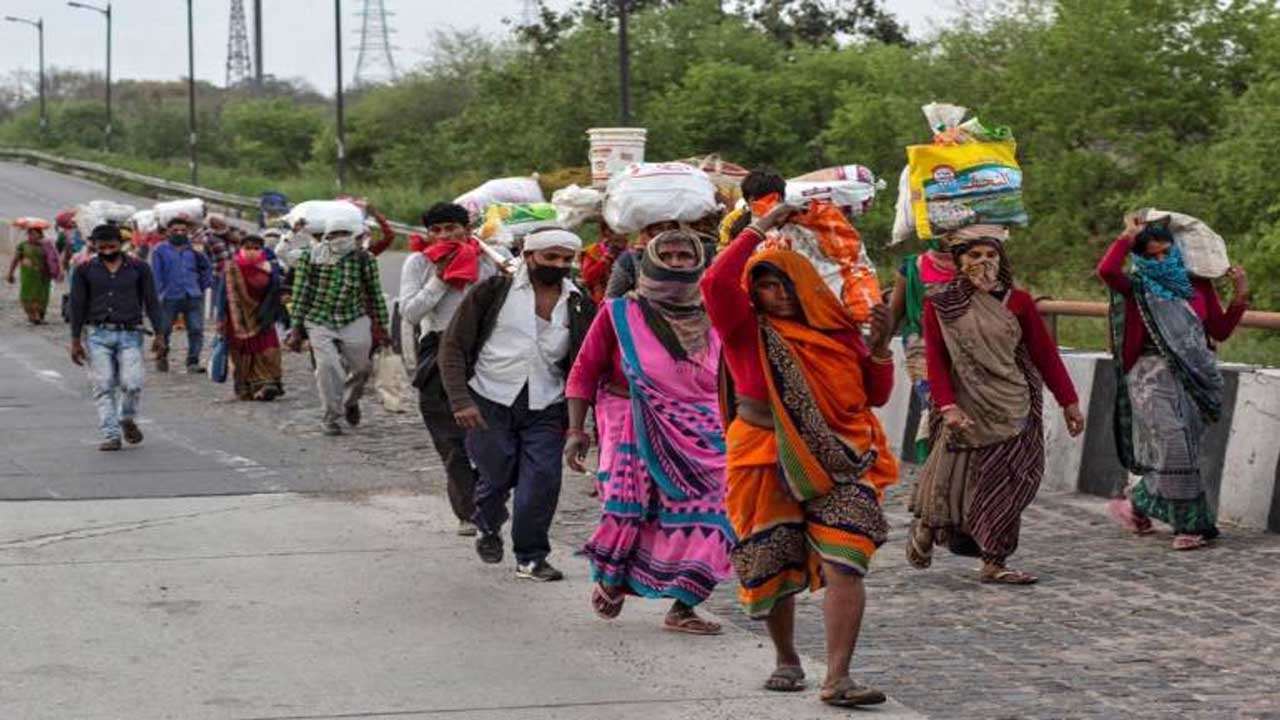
[725,418,889,620]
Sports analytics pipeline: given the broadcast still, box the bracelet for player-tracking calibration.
[869,350,894,364]
[566,428,591,440]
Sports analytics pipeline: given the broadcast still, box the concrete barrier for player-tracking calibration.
[874,349,1280,533]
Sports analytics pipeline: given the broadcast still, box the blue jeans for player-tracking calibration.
[467,388,567,564]
[87,327,145,441]
[162,295,204,366]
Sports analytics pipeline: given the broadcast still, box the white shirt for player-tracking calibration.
[468,264,574,411]
[398,251,497,334]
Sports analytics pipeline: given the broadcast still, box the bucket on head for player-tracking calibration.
[587,127,647,189]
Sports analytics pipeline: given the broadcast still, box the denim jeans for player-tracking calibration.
[162,295,205,366]
[87,327,145,441]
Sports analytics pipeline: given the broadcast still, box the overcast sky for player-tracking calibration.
[0,1,955,92]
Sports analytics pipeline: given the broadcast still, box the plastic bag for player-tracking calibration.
[907,140,1027,240]
[785,175,883,217]
[891,167,915,245]
[455,177,545,222]
[130,210,158,234]
[152,198,205,228]
[372,346,412,414]
[602,162,718,235]
[1140,208,1230,279]
[284,200,364,236]
[477,203,561,247]
[551,184,604,228]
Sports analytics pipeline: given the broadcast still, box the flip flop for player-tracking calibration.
[980,568,1039,585]
[663,611,722,636]
[590,583,625,620]
[1172,534,1207,551]
[764,665,806,692]
[820,677,886,707]
[1107,498,1155,536]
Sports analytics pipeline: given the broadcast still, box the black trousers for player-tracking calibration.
[418,391,478,523]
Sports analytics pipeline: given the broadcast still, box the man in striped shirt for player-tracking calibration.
[285,224,390,436]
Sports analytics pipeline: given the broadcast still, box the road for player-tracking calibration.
[3,160,1280,720]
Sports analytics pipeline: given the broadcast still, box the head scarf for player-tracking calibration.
[1131,242,1194,302]
[523,229,582,253]
[629,230,711,361]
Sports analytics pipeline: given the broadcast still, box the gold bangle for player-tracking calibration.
[870,351,894,364]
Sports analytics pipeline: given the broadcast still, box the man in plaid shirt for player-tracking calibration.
[285,223,390,435]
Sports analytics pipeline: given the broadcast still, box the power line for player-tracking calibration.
[226,0,253,86]
[353,0,398,86]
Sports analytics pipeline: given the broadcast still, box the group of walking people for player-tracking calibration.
[11,162,1251,708]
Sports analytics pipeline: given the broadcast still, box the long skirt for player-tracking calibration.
[19,265,51,322]
[1125,356,1218,537]
[726,418,889,619]
[230,346,283,401]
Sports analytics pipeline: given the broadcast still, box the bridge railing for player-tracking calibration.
[1035,298,1280,340]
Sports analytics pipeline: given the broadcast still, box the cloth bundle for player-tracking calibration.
[603,162,719,234]
[1137,208,1230,279]
[454,177,545,223]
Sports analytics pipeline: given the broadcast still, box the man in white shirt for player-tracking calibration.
[402,203,497,537]
[438,228,594,582]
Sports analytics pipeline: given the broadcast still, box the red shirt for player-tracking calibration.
[1096,234,1246,372]
[701,227,893,406]
[923,288,1079,410]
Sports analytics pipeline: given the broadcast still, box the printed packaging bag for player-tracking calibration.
[907,139,1027,240]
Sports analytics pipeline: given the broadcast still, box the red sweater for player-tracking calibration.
[923,288,1079,410]
[1096,234,1246,372]
[700,227,893,406]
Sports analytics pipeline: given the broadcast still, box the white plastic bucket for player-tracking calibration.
[587,127,647,189]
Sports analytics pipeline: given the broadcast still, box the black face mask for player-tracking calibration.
[529,264,570,285]
[169,233,189,246]
[98,250,122,262]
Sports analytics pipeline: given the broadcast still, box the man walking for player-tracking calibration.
[69,225,168,451]
[438,229,593,581]
[284,220,389,436]
[150,216,212,373]
[402,202,498,537]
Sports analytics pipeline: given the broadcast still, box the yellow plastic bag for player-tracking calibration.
[907,140,1027,240]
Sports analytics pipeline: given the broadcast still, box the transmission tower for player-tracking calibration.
[226,0,253,86]
[519,0,540,28]
[353,0,399,86]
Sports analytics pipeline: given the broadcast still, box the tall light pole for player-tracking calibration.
[4,16,46,135]
[67,1,112,149]
[253,0,264,90]
[187,0,198,185]
[618,0,631,125]
[334,0,346,190]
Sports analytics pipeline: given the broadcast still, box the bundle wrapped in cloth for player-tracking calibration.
[753,194,881,322]
[77,200,138,235]
[1136,208,1230,279]
[787,164,884,218]
[603,162,718,234]
[454,177,545,223]
[153,198,205,228]
[284,200,365,235]
[892,102,1026,244]
[550,184,603,229]
[477,203,562,248]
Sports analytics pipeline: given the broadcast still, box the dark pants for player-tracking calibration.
[162,295,205,366]
[419,395,478,523]
[467,388,567,564]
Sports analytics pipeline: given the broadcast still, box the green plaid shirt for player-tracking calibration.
[290,249,389,331]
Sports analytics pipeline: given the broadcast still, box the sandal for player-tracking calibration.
[590,583,625,620]
[906,520,933,569]
[663,608,722,636]
[980,568,1038,585]
[820,677,886,707]
[1172,534,1207,551]
[764,665,806,692]
[1107,498,1155,536]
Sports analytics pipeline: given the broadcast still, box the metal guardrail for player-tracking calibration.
[1035,299,1280,344]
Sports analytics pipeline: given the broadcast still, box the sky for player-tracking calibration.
[0,0,955,92]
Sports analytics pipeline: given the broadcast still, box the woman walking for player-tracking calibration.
[7,223,61,324]
[908,228,1084,584]
[565,229,734,635]
[218,234,285,401]
[1099,216,1248,550]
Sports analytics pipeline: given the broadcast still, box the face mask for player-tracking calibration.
[98,250,122,262]
[963,258,1001,290]
[529,264,570,285]
[169,233,189,246]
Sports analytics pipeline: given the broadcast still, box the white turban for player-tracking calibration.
[522,228,582,253]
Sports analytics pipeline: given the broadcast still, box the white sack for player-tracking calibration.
[602,163,718,235]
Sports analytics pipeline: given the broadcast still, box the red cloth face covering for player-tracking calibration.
[424,237,482,288]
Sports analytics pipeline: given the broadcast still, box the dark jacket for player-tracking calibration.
[436,274,595,414]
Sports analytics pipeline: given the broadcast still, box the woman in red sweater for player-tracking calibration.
[702,202,898,708]
[1099,215,1249,550]
[908,233,1084,585]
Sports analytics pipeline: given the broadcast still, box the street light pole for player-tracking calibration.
[253,0,264,90]
[334,0,346,191]
[67,1,112,150]
[618,0,631,125]
[4,16,47,134]
[187,0,198,185]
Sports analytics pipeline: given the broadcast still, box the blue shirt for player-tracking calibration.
[150,239,212,301]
